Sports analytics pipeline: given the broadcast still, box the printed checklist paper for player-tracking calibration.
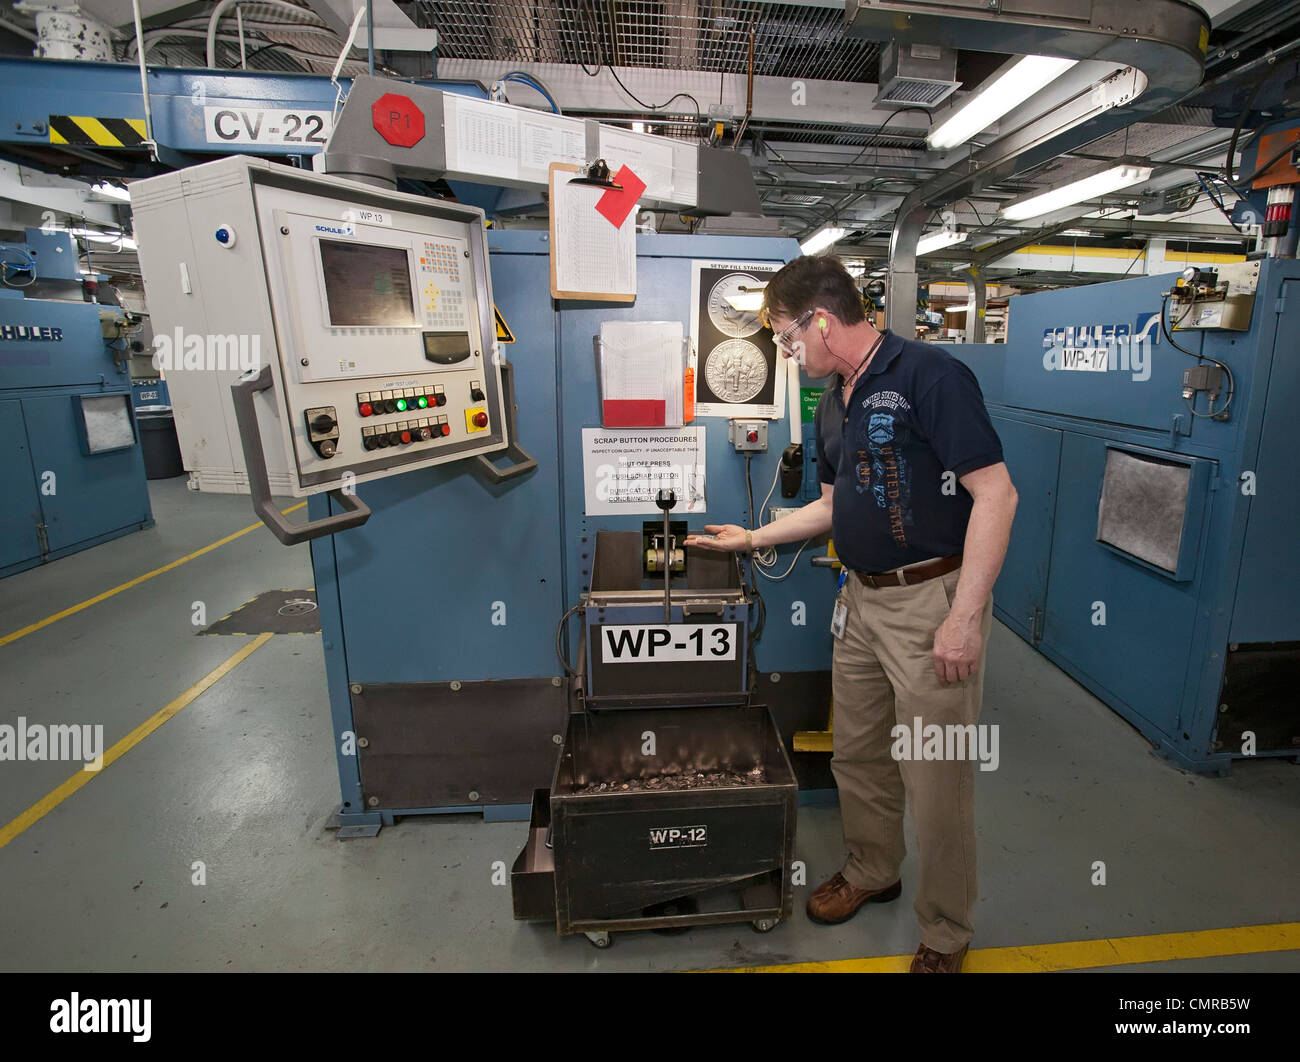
[549,162,636,301]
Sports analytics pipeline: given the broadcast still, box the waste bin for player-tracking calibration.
[135,404,184,480]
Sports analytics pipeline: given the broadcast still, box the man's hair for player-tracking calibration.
[761,254,866,327]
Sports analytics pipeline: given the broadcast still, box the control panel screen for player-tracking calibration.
[423,331,472,363]
[319,239,417,327]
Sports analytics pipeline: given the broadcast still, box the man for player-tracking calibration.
[686,255,1017,973]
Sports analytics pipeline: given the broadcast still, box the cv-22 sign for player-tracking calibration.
[601,624,736,663]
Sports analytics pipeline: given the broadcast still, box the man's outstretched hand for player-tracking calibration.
[684,524,748,552]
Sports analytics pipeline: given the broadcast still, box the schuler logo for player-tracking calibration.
[0,324,63,341]
[314,223,355,237]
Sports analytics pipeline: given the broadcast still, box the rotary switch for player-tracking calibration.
[304,406,340,459]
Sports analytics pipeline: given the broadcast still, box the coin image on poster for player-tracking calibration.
[704,339,768,403]
[707,274,763,338]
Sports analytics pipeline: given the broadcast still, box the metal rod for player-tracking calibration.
[732,23,754,150]
[366,0,374,75]
[130,0,156,159]
[662,506,672,623]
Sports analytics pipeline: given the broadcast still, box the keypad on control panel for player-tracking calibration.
[419,240,466,329]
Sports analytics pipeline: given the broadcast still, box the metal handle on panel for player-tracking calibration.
[230,365,371,545]
[474,358,537,484]
[681,600,726,617]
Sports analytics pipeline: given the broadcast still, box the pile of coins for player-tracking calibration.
[573,766,766,795]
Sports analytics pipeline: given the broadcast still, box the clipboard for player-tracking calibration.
[548,162,637,302]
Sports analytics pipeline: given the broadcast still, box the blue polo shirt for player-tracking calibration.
[815,330,1003,574]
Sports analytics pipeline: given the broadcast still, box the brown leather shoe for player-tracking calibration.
[805,872,902,925]
[909,943,969,973]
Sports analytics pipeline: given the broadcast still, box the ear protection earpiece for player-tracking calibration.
[818,317,827,332]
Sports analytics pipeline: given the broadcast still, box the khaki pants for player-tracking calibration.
[830,564,993,953]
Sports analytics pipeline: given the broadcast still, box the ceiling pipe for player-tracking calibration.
[840,0,1210,335]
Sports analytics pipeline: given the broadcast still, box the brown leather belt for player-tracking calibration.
[854,554,962,589]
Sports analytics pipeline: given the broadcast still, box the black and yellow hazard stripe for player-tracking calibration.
[49,116,147,148]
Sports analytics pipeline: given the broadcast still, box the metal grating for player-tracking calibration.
[415,0,882,80]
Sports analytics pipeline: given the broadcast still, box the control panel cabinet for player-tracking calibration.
[131,156,508,496]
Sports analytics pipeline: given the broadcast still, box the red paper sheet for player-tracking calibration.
[595,166,647,229]
[602,398,666,427]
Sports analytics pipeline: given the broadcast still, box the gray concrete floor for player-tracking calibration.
[1,478,1297,972]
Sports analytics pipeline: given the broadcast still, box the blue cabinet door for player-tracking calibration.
[21,394,151,554]
[1231,278,1300,644]
[991,415,1061,642]
[1040,430,1212,738]
[0,399,42,570]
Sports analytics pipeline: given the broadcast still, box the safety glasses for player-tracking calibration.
[770,308,814,351]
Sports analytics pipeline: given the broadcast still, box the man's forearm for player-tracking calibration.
[751,495,833,548]
[950,489,1017,621]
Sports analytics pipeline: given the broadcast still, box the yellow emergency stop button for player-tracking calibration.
[465,407,488,433]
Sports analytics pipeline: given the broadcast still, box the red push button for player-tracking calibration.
[746,430,758,443]
[440,423,451,436]
[473,411,488,428]
[359,402,373,417]
[400,430,412,445]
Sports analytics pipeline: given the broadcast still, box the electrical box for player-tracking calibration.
[131,155,508,496]
[728,419,767,452]
[1171,260,1260,332]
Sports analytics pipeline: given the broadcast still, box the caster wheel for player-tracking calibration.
[585,931,612,949]
[751,918,778,933]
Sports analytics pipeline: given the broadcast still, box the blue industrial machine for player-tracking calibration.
[308,230,835,830]
[955,259,1300,772]
[131,141,832,943]
[0,229,153,578]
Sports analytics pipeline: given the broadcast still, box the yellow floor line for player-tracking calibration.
[0,503,306,648]
[0,632,274,851]
[711,921,1300,972]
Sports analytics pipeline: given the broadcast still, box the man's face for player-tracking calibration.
[767,309,837,380]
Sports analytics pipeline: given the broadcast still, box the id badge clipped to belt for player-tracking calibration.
[831,569,848,640]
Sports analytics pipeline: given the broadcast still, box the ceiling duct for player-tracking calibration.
[876,41,960,108]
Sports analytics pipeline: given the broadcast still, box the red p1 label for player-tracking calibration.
[372,93,425,147]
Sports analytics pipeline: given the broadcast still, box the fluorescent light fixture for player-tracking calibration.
[724,286,767,312]
[1000,160,1153,221]
[800,225,847,255]
[917,228,969,255]
[631,121,646,134]
[846,263,866,277]
[928,54,1078,151]
[869,268,887,277]
[1058,229,1094,237]
[90,181,130,201]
